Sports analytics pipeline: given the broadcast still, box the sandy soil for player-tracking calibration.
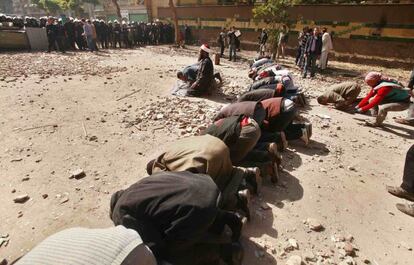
[0,46,413,265]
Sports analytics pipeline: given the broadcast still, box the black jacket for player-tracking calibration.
[304,34,322,55]
[110,171,221,259]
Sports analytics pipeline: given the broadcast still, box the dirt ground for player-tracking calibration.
[0,46,413,265]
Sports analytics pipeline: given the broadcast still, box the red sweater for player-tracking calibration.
[358,86,393,112]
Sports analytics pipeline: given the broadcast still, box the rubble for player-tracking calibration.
[0,51,127,77]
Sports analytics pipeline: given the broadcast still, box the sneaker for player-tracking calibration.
[396,203,414,217]
[387,186,414,202]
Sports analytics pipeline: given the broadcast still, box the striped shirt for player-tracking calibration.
[16,226,155,265]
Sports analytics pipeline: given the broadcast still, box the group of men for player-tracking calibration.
[217,27,241,61]
[2,14,175,53]
[295,26,333,78]
[317,69,414,217]
[15,45,316,265]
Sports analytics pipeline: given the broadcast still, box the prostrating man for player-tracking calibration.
[187,44,216,96]
[15,226,157,265]
[387,144,414,217]
[356,72,410,126]
[302,27,322,78]
[177,63,222,84]
[110,171,244,265]
[146,135,260,208]
[205,115,280,183]
[238,85,285,103]
[395,68,414,126]
[317,81,361,110]
[215,98,311,147]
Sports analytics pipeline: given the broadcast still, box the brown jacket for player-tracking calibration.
[150,135,233,191]
[214,101,263,121]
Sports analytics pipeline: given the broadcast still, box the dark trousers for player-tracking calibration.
[402,144,414,193]
[219,41,224,56]
[295,46,302,65]
[47,36,56,52]
[302,53,317,77]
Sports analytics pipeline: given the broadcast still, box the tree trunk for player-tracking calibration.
[168,0,180,45]
[144,0,152,22]
[111,0,122,19]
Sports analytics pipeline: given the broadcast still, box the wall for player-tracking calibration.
[156,3,414,66]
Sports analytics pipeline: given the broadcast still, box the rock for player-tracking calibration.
[13,194,30,203]
[0,258,8,265]
[399,241,412,251]
[284,239,299,252]
[89,135,98,142]
[303,251,316,262]
[305,218,324,231]
[286,255,302,265]
[21,177,30,182]
[344,242,355,256]
[42,194,48,199]
[17,211,23,218]
[60,197,69,204]
[347,166,357,172]
[69,169,86,179]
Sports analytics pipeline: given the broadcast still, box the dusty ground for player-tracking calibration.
[0,46,413,265]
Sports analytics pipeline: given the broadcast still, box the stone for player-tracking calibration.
[399,241,412,251]
[284,239,299,252]
[42,194,48,199]
[339,256,356,265]
[60,197,69,204]
[89,135,98,142]
[344,242,355,256]
[305,218,324,231]
[303,251,316,262]
[286,255,302,265]
[13,194,30,203]
[347,166,357,171]
[69,169,86,179]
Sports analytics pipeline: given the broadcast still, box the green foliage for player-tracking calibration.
[253,0,293,51]
[33,0,101,14]
[32,0,62,14]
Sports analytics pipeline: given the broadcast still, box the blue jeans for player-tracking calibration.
[302,53,317,77]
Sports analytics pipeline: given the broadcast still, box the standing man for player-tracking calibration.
[184,24,192,45]
[228,26,237,62]
[258,28,268,57]
[395,68,414,126]
[276,25,288,59]
[82,19,95,52]
[46,17,57,52]
[217,28,226,58]
[64,17,76,50]
[55,19,66,53]
[302,27,322,78]
[319,27,333,71]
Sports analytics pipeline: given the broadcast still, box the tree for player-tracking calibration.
[32,0,62,14]
[168,0,180,45]
[253,0,293,59]
[111,0,122,19]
